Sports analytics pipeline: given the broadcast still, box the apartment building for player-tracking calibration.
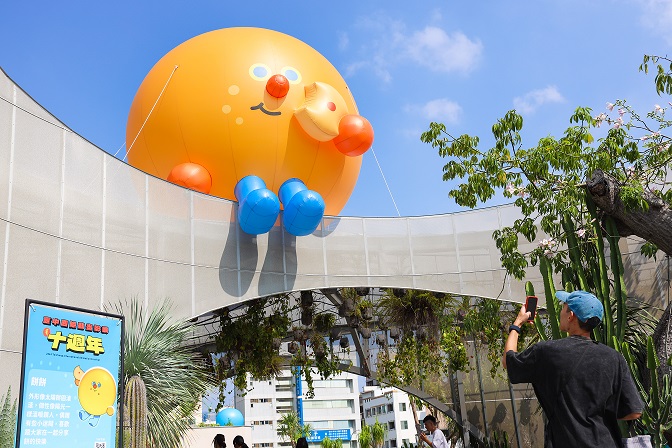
[235,368,361,448]
[360,384,426,448]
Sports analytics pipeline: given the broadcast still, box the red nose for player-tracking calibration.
[266,74,290,98]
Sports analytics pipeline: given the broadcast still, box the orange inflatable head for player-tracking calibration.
[126,27,373,216]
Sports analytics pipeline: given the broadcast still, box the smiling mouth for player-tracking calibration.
[250,102,282,116]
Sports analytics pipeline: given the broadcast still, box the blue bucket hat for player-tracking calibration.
[555,290,604,322]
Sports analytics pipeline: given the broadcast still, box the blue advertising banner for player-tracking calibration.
[16,300,124,448]
[307,429,352,442]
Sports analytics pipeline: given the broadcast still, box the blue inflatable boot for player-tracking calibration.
[278,178,325,236]
[234,175,280,235]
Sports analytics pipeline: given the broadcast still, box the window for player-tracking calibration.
[366,409,371,418]
[388,421,395,430]
[391,440,397,448]
[372,408,377,416]
[402,440,409,447]
[387,404,393,412]
[303,400,352,409]
[378,406,384,414]
[399,403,407,412]
[401,421,408,430]
[252,420,273,426]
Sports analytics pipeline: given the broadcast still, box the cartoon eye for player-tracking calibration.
[92,381,97,388]
[280,66,302,84]
[249,63,271,81]
[97,382,102,388]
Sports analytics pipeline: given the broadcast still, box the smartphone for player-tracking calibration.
[525,295,538,321]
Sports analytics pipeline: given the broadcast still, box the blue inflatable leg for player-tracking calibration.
[278,178,325,236]
[234,175,280,235]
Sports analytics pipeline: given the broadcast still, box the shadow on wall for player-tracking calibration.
[219,215,298,297]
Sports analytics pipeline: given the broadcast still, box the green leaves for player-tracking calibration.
[111,298,213,448]
[423,55,672,279]
[276,411,312,448]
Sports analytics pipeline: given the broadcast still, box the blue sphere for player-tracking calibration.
[216,408,245,426]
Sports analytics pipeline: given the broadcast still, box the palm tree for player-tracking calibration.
[371,419,386,448]
[112,298,213,448]
[359,424,373,448]
[277,411,313,448]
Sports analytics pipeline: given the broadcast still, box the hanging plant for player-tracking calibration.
[293,326,307,342]
[340,336,349,349]
[355,287,371,297]
[213,294,291,398]
[314,312,337,334]
[311,333,328,358]
[288,341,300,354]
[329,327,341,341]
[359,300,374,321]
[300,290,314,308]
[301,308,314,326]
[340,288,358,314]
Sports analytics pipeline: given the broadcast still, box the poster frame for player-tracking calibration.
[15,298,125,448]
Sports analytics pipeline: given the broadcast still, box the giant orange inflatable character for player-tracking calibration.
[127,28,374,236]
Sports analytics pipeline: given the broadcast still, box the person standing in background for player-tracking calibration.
[419,415,448,448]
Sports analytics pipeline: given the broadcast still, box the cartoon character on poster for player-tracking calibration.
[74,365,117,427]
[127,27,374,236]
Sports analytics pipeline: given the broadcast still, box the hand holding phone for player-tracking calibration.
[525,296,538,322]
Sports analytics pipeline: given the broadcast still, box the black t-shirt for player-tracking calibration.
[506,336,643,448]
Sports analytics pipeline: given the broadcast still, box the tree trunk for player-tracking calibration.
[586,170,672,256]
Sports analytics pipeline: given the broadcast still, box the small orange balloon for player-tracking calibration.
[334,115,374,157]
[167,163,212,194]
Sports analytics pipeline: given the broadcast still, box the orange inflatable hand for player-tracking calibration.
[333,115,374,157]
[167,162,212,194]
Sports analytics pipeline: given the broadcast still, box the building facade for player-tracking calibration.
[360,383,427,448]
[235,369,361,448]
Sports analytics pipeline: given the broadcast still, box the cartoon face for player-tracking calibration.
[127,27,373,216]
[76,367,116,416]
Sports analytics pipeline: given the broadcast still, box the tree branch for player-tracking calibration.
[586,169,672,255]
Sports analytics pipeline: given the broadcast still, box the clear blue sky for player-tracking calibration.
[1,0,669,217]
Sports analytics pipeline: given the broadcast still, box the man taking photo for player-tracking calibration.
[503,290,643,447]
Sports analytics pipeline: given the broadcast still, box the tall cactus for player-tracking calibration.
[621,338,672,447]
[124,375,148,448]
[537,198,628,349]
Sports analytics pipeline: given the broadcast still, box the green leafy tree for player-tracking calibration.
[0,386,17,448]
[421,55,672,281]
[112,298,213,448]
[276,411,313,448]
